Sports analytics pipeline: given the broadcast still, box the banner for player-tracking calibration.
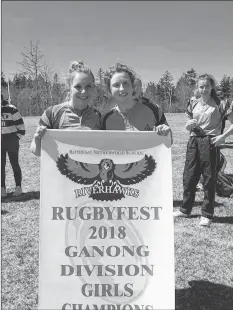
[39,130,175,310]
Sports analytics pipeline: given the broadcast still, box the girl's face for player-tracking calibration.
[198,79,212,98]
[110,72,134,102]
[70,72,95,108]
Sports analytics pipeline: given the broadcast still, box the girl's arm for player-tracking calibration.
[211,113,233,146]
[12,108,26,139]
[30,125,47,156]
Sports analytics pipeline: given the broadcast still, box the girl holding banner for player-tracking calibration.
[174,73,233,226]
[30,61,101,156]
[101,62,171,136]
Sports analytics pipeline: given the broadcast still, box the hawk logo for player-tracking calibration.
[56,154,156,201]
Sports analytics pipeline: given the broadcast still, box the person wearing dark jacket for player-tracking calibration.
[101,62,171,136]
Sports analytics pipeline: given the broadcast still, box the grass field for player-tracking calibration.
[1,114,233,310]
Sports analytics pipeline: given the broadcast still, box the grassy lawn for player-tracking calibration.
[1,114,233,310]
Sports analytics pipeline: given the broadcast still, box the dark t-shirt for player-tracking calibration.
[101,97,167,131]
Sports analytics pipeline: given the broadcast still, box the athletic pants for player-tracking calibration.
[180,136,219,219]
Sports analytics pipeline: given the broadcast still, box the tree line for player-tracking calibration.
[2,41,233,116]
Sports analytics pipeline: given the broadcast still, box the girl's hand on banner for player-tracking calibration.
[155,124,171,136]
[34,125,47,140]
[185,119,197,131]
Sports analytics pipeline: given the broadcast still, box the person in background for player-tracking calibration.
[1,94,25,197]
[101,62,172,140]
[174,73,233,226]
[30,61,101,156]
[220,94,230,134]
[196,92,229,192]
[132,77,144,101]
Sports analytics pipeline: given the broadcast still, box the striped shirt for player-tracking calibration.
[1,102,25,139]
[39,102,101,130]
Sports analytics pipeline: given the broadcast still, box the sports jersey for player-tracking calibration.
[39,102,101,130]
[1,101,25,139]
[101,97,167,131]
[186,97,233,136]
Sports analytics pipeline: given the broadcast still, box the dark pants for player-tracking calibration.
[180,136,219,219]
[1,135,22,188]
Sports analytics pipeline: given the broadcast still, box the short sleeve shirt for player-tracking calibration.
[186,97,233,136]
[101,98,166,131]
[39,103,101,130]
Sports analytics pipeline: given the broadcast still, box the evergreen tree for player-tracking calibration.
[13,73,27,89]
[26,76,34,89]
[52,73,65,105]
[91,68,108,112]
[144,82,157,104]
[1,71,7,88]
[230,77,233,100]
[95,68,105,84]
[184,68,197,87]
[157,71,176,108]
[175,68,197,111]
[219,75,231,98]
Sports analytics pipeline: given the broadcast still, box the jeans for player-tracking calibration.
[1,135,22,188]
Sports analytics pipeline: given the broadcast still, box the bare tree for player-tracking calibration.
[17,40,44,81]
[17,41,54,110]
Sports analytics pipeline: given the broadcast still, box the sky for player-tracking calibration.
[1,1,233,85]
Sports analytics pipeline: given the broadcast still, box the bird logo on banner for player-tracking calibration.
[56,153,156,201]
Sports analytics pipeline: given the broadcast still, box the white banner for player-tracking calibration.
[39,130,175,310]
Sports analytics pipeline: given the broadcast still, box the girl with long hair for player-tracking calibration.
[174,73,233,226]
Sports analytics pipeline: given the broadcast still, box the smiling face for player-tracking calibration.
[110,72,134,103]
[70,72,95,110]
[197,78,212,100]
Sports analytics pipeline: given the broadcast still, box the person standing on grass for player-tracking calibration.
[1,94,25,197]
[196,93,229,192]
[30,61,101,156]
[173,73,233,227]
[101,62,172,138]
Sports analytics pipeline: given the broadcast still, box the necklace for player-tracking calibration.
[115,105,139,131]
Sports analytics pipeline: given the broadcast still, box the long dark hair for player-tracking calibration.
[194,73,220,104]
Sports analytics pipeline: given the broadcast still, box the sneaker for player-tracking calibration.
[13,186,22,197]
[173,210,190,218]
[1,187,7,198]
[199,216,212,227]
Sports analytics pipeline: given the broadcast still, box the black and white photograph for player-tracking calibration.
[1,1,233,310]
